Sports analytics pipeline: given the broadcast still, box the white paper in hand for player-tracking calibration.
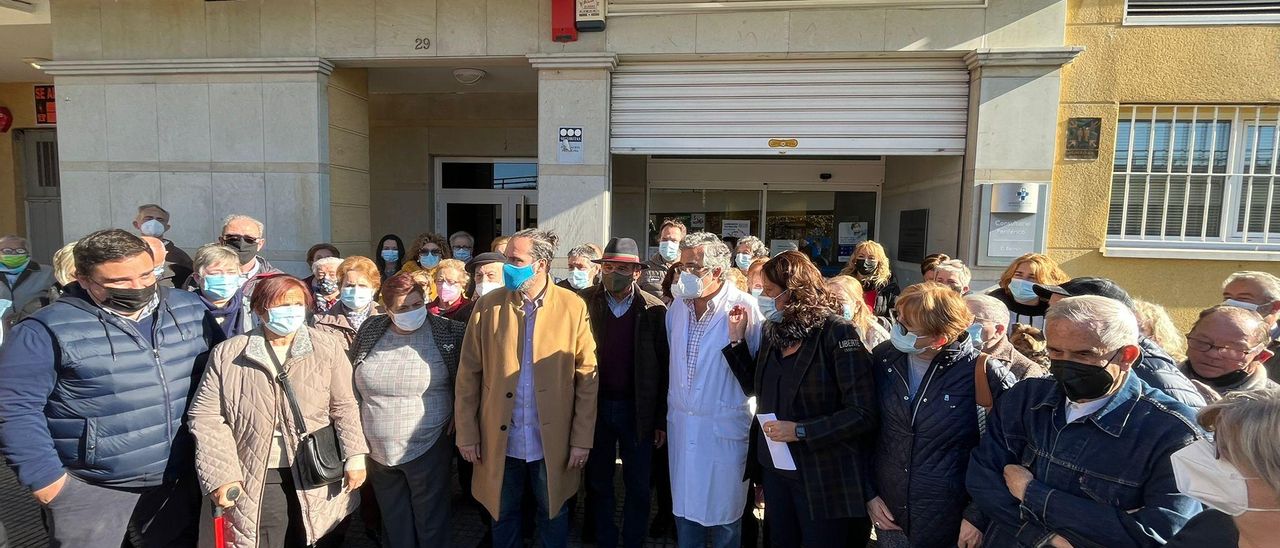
[0,299,10,345]
[756,413,796,471]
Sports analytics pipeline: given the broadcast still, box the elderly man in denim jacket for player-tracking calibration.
[966,296,1203,547]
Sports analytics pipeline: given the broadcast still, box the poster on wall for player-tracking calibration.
[721,219,751,238]
[838,222,868,245]
[557,127,583,164]
[34,85,55,125]
[690,213,706,230]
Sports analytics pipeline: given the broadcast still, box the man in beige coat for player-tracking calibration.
[456,228,599,548]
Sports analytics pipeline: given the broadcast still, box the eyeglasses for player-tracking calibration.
[0,248,28,255]
[452,245,473,251]
[1186,335,1260,360]
[420,250,442,257]
[673,265,710,275]
[222,234,259,245]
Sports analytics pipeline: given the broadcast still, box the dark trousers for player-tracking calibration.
[259,468,308,548]
[493,457,568,548]
[586,399,654,548]
[43,474,199,548]
[369,435,453,548]
[761,469,867,548]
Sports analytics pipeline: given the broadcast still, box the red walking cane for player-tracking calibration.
[212,485,241,548]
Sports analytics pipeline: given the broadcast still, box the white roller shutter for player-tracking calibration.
[610,58,970,156]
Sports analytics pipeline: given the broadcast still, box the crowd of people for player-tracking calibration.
[0,205,1278,548]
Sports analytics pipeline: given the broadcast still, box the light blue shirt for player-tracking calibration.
[605,287,636,318]
[506,290,546,462]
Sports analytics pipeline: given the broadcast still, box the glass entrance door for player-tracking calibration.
[647,183,879,276]
[436,159,537,251]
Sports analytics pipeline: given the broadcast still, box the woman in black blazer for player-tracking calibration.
[725,250,879,548]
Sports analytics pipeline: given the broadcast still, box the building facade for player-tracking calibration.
[1052,0,1280,325]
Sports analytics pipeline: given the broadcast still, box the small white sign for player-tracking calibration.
[838,222,868,245]
[558,127,584,164]
[769,240,799,256]
[721,219,751,238]
[990,183,1040,214]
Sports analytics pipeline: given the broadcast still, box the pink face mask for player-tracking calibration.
[438,281,462,303]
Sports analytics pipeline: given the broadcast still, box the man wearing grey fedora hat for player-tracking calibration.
[579,237,671,548]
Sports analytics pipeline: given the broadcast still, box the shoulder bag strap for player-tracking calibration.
[267,345,310,436]
[974,353,994,410]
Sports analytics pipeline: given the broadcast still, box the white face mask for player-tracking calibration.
[390,305,428,332]
[140,219,166,237]
[340,286,374,310]
[673,271,706,300]
[1222,299,1265,314]
[476,281,503,297]
[1172,438,1280,516]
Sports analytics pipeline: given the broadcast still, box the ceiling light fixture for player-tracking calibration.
[452,68,487,86]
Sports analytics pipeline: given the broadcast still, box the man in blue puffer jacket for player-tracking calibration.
[0,229,221,547]
[1034,277,1206,408]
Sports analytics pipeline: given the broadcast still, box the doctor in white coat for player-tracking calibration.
[665,232,763,548]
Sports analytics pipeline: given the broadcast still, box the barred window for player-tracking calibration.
[1107,105,1280,254]
[1125,0,1280,25]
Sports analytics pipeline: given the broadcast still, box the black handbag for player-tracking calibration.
[271,350,345,490]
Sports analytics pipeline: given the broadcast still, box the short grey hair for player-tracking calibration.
[568,243,602,262]
[0,234,27,248]
[449,231,475,248]
[735,236,768,259]
[1224,271,1280,301]
[965,294,1010,325]
[137,204,170,217]
[1045,295,1140,353]
[511,228,559,265]
[311,256,342,275]
[1199,388,1280,502]
[680,231,732,280]
[935,259,971,287]
[193,244,240,275]
[221,214,265,238]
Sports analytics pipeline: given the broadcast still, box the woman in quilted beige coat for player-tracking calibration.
[189,275,369,548]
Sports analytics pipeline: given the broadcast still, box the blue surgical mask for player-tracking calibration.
[673,271,705,300]
[504,263,537,291]
[735,253,753,271]
[751,287,764,297]
[453,248,473,262]
[264,304,307,336]
[658,241,679,262]
[340,286,374,310]
[419,252,441,269]
[966,323,985,350]
[842,303,854,322]
[1009,278,1039,303]
[890,323,925,355]
[381,249,400,263]
[201,274,243,301]
[757,292,786,323]
[568,269,592,290]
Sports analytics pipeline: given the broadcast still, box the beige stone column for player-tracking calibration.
[959,47,1082,284]
[527,53,616,268]
[43,58,334,277]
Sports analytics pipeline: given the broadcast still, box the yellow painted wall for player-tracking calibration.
[0,83,42,236]
[328,68,372,259]
[1051,0,1280,327]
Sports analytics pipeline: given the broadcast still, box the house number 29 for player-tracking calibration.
[415,38,431,50]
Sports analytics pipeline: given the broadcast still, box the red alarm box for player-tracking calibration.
[552,0,578,42]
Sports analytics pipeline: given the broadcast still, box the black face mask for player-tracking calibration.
[603,271,634,294]
[855,258,877,276]
[1200,367,1251,388]
[1050,353,1120,402]
[101,283,158,314]
[225,239,258,265]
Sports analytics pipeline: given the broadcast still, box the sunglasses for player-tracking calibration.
[222,234,260,245]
